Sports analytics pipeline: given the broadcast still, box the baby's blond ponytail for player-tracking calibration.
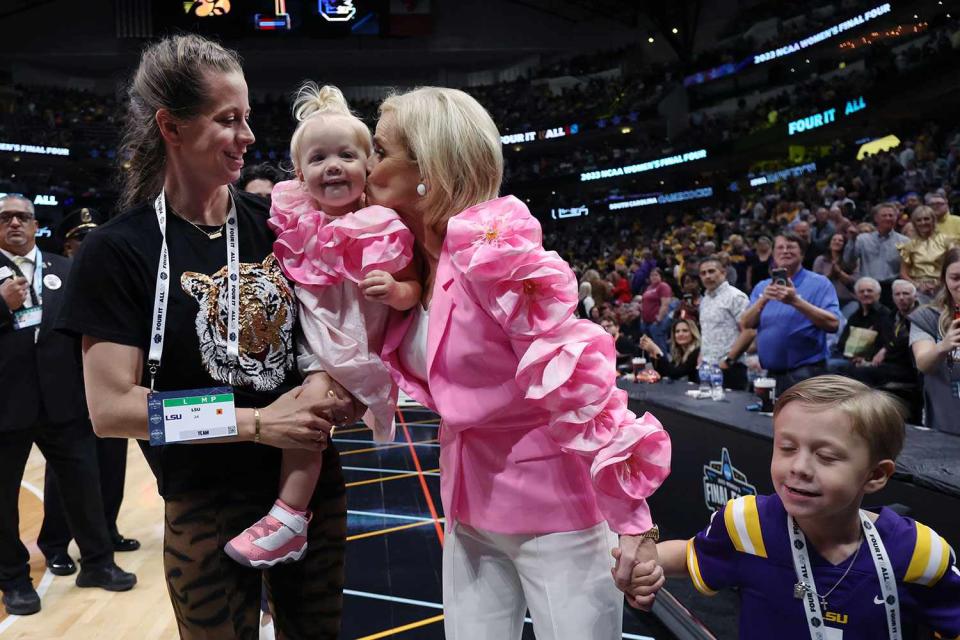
[288,81,372,172]
[292,82,353,122]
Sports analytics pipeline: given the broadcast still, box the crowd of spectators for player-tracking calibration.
[504,23,959,186]
[565,122,960,433]
[4,7,955,168]
[2,6,959,435]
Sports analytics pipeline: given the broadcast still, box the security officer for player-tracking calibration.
[38,207,140,577]
[0,196,135,616]
[59,206,101,258]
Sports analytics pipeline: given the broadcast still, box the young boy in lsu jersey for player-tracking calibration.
[629,375,959,639]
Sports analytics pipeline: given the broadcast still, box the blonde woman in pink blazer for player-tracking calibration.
[367,87,672,639]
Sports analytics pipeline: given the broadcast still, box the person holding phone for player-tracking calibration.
[909,246,960,435]
[740,233,842,393]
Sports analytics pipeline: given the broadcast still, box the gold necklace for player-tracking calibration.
[169,205,225,240]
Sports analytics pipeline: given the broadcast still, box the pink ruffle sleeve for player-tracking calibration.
[446,195,672,534]
[269,180,339,286]
[318,206,413,284]
[268,180,413,286]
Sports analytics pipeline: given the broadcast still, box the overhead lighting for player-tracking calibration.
[648,36,655,43]
[621,126,632,134]
[671,27,679,34]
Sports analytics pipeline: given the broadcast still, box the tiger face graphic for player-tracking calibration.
[181,254,295,391]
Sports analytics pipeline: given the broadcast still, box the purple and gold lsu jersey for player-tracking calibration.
[685,494,960,639]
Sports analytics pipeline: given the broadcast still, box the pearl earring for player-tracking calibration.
[417,183,427,197]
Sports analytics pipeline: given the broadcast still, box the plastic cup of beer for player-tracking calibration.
[755,377,776,413]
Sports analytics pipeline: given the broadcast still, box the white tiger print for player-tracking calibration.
[181,254,295,391]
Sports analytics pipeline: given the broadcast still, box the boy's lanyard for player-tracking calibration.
[788,511,901,640]
[148,189,240,390]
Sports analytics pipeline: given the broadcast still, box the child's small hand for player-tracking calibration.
[611,547,665,610]
[359,270,398,304]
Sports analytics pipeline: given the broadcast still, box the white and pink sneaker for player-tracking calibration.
[224,500,311,568]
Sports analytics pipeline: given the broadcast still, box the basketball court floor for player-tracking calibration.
[2,398,673,639]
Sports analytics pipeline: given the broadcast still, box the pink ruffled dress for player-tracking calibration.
[268,180,414,442]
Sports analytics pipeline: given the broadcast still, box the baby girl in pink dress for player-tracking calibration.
[224,83,420,567]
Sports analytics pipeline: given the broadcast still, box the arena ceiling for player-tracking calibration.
[0,0,735,90]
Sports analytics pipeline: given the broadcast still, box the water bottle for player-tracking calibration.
[698,363,711,396]
[710,365,725,401]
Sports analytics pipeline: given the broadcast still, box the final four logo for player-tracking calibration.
[702,448,757,512]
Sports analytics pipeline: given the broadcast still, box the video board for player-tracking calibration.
[153,1,383,37]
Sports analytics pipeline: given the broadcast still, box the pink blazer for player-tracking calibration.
[382,196,671,535]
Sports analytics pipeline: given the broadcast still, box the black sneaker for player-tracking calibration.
[2,585,41,615]
[75,563,137,592]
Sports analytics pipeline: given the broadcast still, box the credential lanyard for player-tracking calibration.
[9,248,42,306]
[788,512,901,640]
[148,189,240,390]
[30,248,43,306]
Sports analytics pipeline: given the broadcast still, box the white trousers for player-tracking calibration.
[442,520,623,640]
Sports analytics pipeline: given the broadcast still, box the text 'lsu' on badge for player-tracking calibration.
[148,386,237,446]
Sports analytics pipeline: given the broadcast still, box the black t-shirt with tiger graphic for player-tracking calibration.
[58,189,302,498]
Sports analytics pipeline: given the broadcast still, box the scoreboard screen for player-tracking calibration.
[153,1,384,37]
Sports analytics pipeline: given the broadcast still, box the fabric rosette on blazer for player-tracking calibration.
[447,196,578,337]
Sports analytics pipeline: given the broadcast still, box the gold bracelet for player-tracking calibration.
[253,408,262,444]
[639,524,660,542]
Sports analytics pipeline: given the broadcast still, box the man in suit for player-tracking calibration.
[0,195,136,616]
[37,208,141,574]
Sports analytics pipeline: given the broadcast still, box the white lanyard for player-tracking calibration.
[148,189,240,391]
[788,511,901,640]
[30,248,43,306]
[8,248,42,306]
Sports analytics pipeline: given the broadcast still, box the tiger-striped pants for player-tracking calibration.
[162,446,346,640]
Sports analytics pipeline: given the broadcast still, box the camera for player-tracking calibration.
[770,268,788,286]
